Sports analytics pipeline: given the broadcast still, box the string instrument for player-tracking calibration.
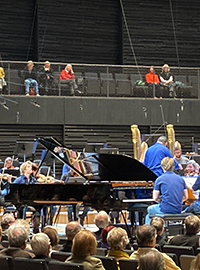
[184,169,198,205]
[131,124,148,162]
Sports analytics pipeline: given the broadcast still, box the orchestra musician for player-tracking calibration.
[184,173,200,214]
[143,136,179,177]
[2,157,15,170]
[145,157,188,224]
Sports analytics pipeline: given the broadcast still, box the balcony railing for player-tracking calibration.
[1,61,200,99]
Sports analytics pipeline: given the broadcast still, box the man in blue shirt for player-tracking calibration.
[144,136,179,177]
[145,157,188,224]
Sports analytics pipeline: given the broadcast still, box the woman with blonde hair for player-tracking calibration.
[66,230,105,270]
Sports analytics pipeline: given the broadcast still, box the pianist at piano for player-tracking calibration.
[145,157,188,224]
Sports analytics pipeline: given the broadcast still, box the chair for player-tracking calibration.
[163,245,194,266]
[51,251,72,262]
[84,72,101,96]
[119,259,138,270]
[100,73,116,96]
[124,249,133,256]
[115,73,131,96]
[96,247,107,256]
[40,166,51,176]
[166,253,179,266]
[130,74,148,97]
[8,69,23,95]
[49,261,84,270]
[95,255,118,270]
[180,255,195,270]
[0,256,14,270]
[13,258,48,270]
[2,240,9,248]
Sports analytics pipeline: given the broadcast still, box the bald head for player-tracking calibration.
[65,221,81,240]
[94,211,110,229]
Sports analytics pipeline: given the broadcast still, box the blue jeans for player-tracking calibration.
[25,78,39,94]
[145,203,164,224]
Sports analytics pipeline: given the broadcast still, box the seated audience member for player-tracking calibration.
[130,225,180,270]
[1,213,15,241]
[94,211,110,241]
[101,225,114,249]
[106,227,130,263]
[138,249,165,270]
[31,233,54,263]
[169,215,200,255]
[0,63,7,92]
[160,64,176,98]
[145,157,188,224]
[60,221,81,252]
[173,147,189,169]
[150,216,167,248]
[13,161,37,184]
[145,66,161,98]
[0,224,34,258]
[39,61,54,90]
[60,64,78,95]
[65,230,105,270]
[42,226,59,251]
[24,60,39,96]
[190,253,200,270]
[0,226,3,248]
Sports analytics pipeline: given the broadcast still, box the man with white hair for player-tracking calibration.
[94,211,110,240]
[60,221,82,252]
[60,64,78,95]
[31,232,53,263]
[24,60,39,96]
[0,224,34,258]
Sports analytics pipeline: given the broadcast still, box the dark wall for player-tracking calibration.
[0,0,199,66]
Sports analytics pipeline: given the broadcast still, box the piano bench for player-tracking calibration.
[151,213,194,234]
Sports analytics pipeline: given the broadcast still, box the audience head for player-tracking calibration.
[107,227,129,251]
[72,230,97,257]
[157,136,168,146]
[101,225,114,244]
[161,157,175,172]
[42,226,59,249]
[4,157,13,169]
[150,217,164,236]
[15,219,30,236]
[0,226,2,242]
[66,64,73,72]
[190,253,200,270]
[8,224,28,249]
[138,249,165,270]
[27,60,34,69]
[65,221,81,241]
[31,233,50,256]
[1,213,15,230]
[44,61,50,69]
[136,225,157,248]
[162,64,170,72]
[185,215,200,236]
[94,211,110,229]
[20,161,33,175]
[149,66,154,73]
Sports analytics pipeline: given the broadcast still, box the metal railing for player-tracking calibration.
[1,61,200,99]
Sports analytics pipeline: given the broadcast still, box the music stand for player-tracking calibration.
[85,143,105,153]
[14,141,36,162]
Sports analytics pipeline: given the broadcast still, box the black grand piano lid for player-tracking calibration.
[93,153,157,181]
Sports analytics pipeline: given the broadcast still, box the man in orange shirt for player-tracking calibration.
[145,66,161,98]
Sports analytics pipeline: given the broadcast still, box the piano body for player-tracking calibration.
[6,137,157,214]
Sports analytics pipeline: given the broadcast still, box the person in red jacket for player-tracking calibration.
[145,66,161,98]
[60,64,77,95]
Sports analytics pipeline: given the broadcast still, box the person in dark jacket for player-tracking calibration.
[24,60,39,96]
[150,216,167,248]
[60,221,81,252]
[160,64,176,98]
[169,215,200,255]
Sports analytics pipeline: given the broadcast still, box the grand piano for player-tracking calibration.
[6,137,157,214]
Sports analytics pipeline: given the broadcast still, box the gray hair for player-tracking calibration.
[94,211,110,229]
[66,221,81,238]
[8,224,28,247]
[31,233,50,256]
[157,136,168,144]
[187,160,199,170]
[138,249,165,270]
[1,213,15,230]
[107,227,129,250]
